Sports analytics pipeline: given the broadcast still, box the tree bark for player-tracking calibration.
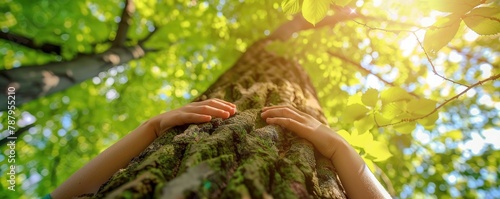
[86,38,347,198]
[0,31,62,55]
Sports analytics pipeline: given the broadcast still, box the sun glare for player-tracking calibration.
[464,30,479,42]
[419,17,436,27]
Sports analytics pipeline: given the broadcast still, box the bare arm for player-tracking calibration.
[51,99,236,199]
[261,105,391,199]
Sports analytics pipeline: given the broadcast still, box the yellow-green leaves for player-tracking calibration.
[407,98,437,116]
[302,0,330,25]
[463,7,500,35]
[425,0,499,53]
[380,87,412,104]
[339,130,392,162]
[281,0,353,25]
[354,116,375,134]
[281,0,300,15]
[365,140,393,162]
[423,14,461,54]
[343,104,369,122]
[429,0,482,14]
[343,87,438,134]
[362,88,378,107]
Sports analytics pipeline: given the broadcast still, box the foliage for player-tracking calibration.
[0,0,499,198]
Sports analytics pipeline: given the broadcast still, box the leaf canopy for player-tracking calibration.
[0,0,499,198]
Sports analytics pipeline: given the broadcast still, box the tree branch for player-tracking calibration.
[0,31,61,55]
[138,27,158,46]
[112,0,135,47]
[0,123,35,146]
[327,51,420,98]
[378,73,500,127]
[268,6,362,41]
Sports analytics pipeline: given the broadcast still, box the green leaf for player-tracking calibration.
[419,111,439,128]
[380,87,412,105]
[394,121,416,134]
[374,112,391,126]
[347,92,363,105]
[350,130,374,148]
[381,101,407,119]
[281,0,301,15]
[362,88,379,107]
[354,115,375,133]
[429,0,482,13]
[407,98,437,116]
[302,0,331,25]
[337,129,351,139]
[463,7,500,35]
[423,14,461,54]
[366,140,393,162]
[343,104,369,122]
[332,0,352,7]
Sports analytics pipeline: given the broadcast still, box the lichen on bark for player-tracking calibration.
[87,39,346,198]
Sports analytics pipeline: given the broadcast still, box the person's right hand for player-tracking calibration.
[150,98,237,137]
[262,106,392,199]
[261,105,346,159]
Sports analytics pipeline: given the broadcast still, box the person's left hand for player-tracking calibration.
[261,105,340,159]
[149,98,237,137]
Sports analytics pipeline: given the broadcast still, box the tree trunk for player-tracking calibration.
[0,45,145,110]
[86,38,347,198]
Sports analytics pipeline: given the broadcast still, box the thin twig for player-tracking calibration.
[138,26,158,46]
[411,32,469,87]
[352,19,468,87]
[327,51,420,98]
[377,73,500,127]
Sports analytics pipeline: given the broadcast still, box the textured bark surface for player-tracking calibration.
[87,39,347,198]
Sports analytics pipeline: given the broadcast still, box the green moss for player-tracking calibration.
[266,88,283,106]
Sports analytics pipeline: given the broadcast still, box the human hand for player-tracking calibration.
[261,105,343,159]
[150,99,237,137]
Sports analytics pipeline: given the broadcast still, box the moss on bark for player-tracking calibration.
[88,39,346,198]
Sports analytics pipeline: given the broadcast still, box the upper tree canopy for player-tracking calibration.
[0,0,499,198]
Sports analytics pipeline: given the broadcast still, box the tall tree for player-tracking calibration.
[88,38,347,198]
[1,0,499,198]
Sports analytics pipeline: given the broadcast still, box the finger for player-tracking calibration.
[193,99,237,115]
[261,107,304,122]
[203,99,237,115]
[211,98,237,108]
[265,117,308,137]
[186,105,231,119]
[178,113,212,124]
[262,105,304,116]
[196,98,236,108]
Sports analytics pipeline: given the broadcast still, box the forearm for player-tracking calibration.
[51,120,157,199]
[316,125,391,199]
